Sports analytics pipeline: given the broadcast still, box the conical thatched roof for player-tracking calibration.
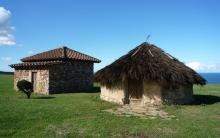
[94,42,206,86]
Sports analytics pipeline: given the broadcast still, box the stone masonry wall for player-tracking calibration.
[100,79,194,106]
[142,80,162,105]
[14,70,30,91]
[161,83,193,104]
[100,86,124,104]
[49,61,93,93]
[142,81,193,105]
[14,69,49,94]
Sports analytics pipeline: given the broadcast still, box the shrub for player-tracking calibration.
[17,80,33,99]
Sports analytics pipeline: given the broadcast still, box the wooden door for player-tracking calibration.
[31,72,37,92]
[128,79,143,99]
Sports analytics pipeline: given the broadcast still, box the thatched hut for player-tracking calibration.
[94,42,206,105]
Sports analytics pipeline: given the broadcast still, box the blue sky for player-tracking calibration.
[0,0,219,72]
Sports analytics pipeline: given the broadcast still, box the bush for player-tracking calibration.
[17,80,33,99]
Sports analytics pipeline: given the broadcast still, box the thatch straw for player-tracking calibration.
[94,42,206,87]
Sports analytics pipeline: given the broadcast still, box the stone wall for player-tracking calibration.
[161,83,193,104]
[49,61,93,93]
[14,69,49,94]
[142,81,193,105]
[100,86,124,104]
[14,70,29,91]
[99,80,162,105]
[100,80,194,106]
[13,61,94,94]
[142,81,162,105]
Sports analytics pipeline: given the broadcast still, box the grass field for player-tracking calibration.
[0,74,220,138]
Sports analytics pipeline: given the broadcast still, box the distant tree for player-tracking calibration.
[17,80,33,99]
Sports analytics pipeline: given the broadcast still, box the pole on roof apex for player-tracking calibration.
[61,45,67,58]
[145,34,151,44]
[60,42,66,48]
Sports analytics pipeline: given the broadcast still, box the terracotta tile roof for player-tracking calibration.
[10,61,64,68]
[21,46,101,63]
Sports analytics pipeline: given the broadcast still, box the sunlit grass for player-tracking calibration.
[0,74,220,138]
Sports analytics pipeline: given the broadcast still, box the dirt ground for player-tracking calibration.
[104,104,175,119]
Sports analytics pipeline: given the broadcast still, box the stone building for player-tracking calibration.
[94,42,206,106]
[10,46,101,94]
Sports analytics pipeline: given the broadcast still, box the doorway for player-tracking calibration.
[128,79,143,99]
[31,72,37,92]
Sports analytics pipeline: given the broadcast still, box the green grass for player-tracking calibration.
[0,74,220,138]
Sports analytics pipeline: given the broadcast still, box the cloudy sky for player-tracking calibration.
[0,0,220,72]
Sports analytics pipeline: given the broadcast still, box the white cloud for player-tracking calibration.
[0,7,16,46]
[186,62,201,70]
[1,57,12,61]
[0,7,10,24]
[186,61,219,72]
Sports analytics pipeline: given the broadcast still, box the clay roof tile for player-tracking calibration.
[21,46,101,63]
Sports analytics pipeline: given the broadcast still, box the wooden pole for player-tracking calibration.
[123,75,130,104]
